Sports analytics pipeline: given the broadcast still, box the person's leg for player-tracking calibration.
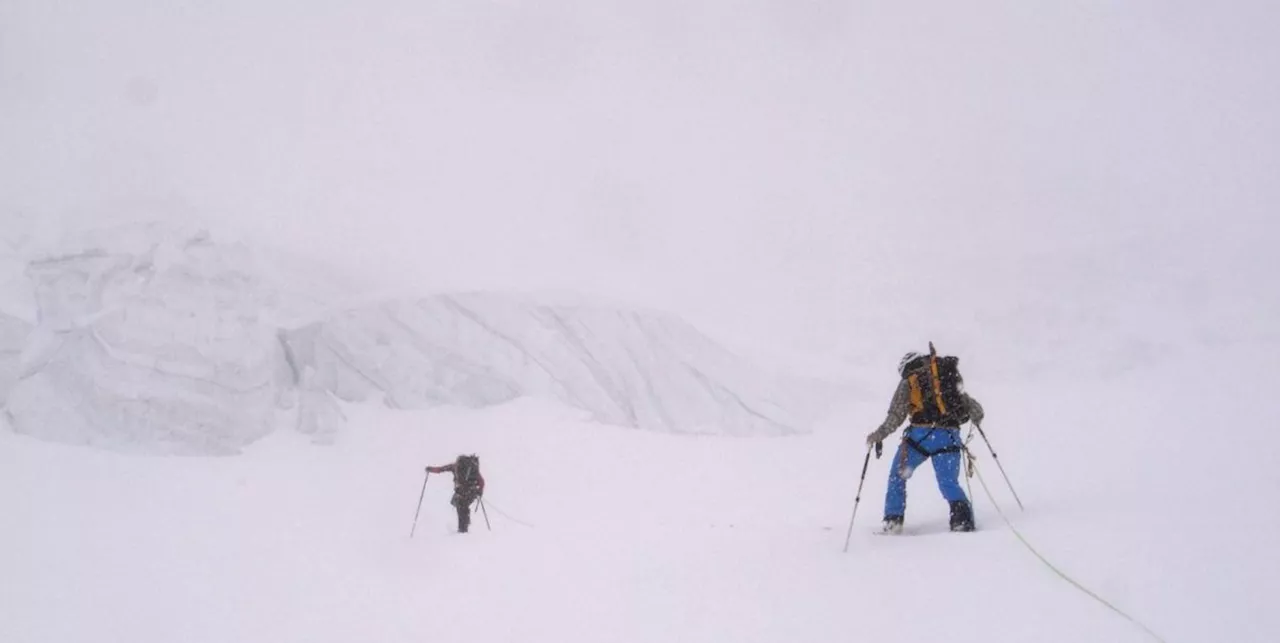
[927,430,974,531]
[452,493,472,533]
[883,430,930,526]
[931,450,968,504]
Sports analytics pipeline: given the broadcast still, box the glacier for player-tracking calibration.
[279,294,808,437]
[0,223,826,453]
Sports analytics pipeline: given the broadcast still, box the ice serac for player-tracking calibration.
[5,226,281,454]
[0,222,824,452]
[280,294,807,435]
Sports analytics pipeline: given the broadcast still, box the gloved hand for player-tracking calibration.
[866,429,885,446]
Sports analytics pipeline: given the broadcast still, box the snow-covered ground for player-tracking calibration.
[3,340,1275,642]
[4,1,1278,641]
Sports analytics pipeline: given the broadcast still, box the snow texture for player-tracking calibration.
[280,294,806,436]
[0,223,819,453]
[0,312,31,405]
[4,225,285,454]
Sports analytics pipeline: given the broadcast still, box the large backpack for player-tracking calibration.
[455,455,481,490]
[901,343,970,427]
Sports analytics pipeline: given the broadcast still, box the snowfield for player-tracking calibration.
[3,341,1276,643]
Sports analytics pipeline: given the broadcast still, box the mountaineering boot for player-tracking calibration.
[880,515,904,535]
[949,500,975,532]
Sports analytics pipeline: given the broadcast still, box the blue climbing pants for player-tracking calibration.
[883,427,968,519]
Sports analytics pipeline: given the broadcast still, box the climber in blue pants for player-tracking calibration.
[882,427,968,521]
[866,348,984,534]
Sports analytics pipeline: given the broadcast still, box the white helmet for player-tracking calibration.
[898,351,923,377]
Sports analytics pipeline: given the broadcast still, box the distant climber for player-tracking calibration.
[426,454,486,533]
[865,343,983,534]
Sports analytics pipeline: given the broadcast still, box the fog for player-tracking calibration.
[3,0,1277,367]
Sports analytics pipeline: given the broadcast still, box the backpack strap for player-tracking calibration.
[907,374,925,415]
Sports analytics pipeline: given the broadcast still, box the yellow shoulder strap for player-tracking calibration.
[907,374,924,414]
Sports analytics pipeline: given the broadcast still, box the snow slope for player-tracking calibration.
[3,340,1275,643]
[282,293,813,436]
[0,222,828,453]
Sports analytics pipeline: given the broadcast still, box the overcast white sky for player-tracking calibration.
[2,0,1277,366]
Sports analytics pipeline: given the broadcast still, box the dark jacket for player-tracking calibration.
[426,461,485,495]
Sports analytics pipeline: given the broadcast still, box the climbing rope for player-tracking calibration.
[480,498,537,529]
[970,459,1167,643]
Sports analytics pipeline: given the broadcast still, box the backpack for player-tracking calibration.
[455,455,481,489]
[901,343,970,427]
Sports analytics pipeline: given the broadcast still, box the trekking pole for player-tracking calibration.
[410,471,429,538]
[965,454,974,504]
[974,423,1024,511]
[477,497,492,531]
[842,445,874,553]
[963,429,975,505]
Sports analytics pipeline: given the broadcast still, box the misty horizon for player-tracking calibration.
[3,0,1277,368]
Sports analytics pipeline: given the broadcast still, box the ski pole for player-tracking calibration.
[842,445,874,553]
[963,447,976,506]
[477,497,492,531]
[974,423,1024,511]
[410,471,429,538]
[963,429,975,505]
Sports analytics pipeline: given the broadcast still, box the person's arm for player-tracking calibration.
[964,394,985,426]
[866,379,910,445]
[426,463,455,474]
